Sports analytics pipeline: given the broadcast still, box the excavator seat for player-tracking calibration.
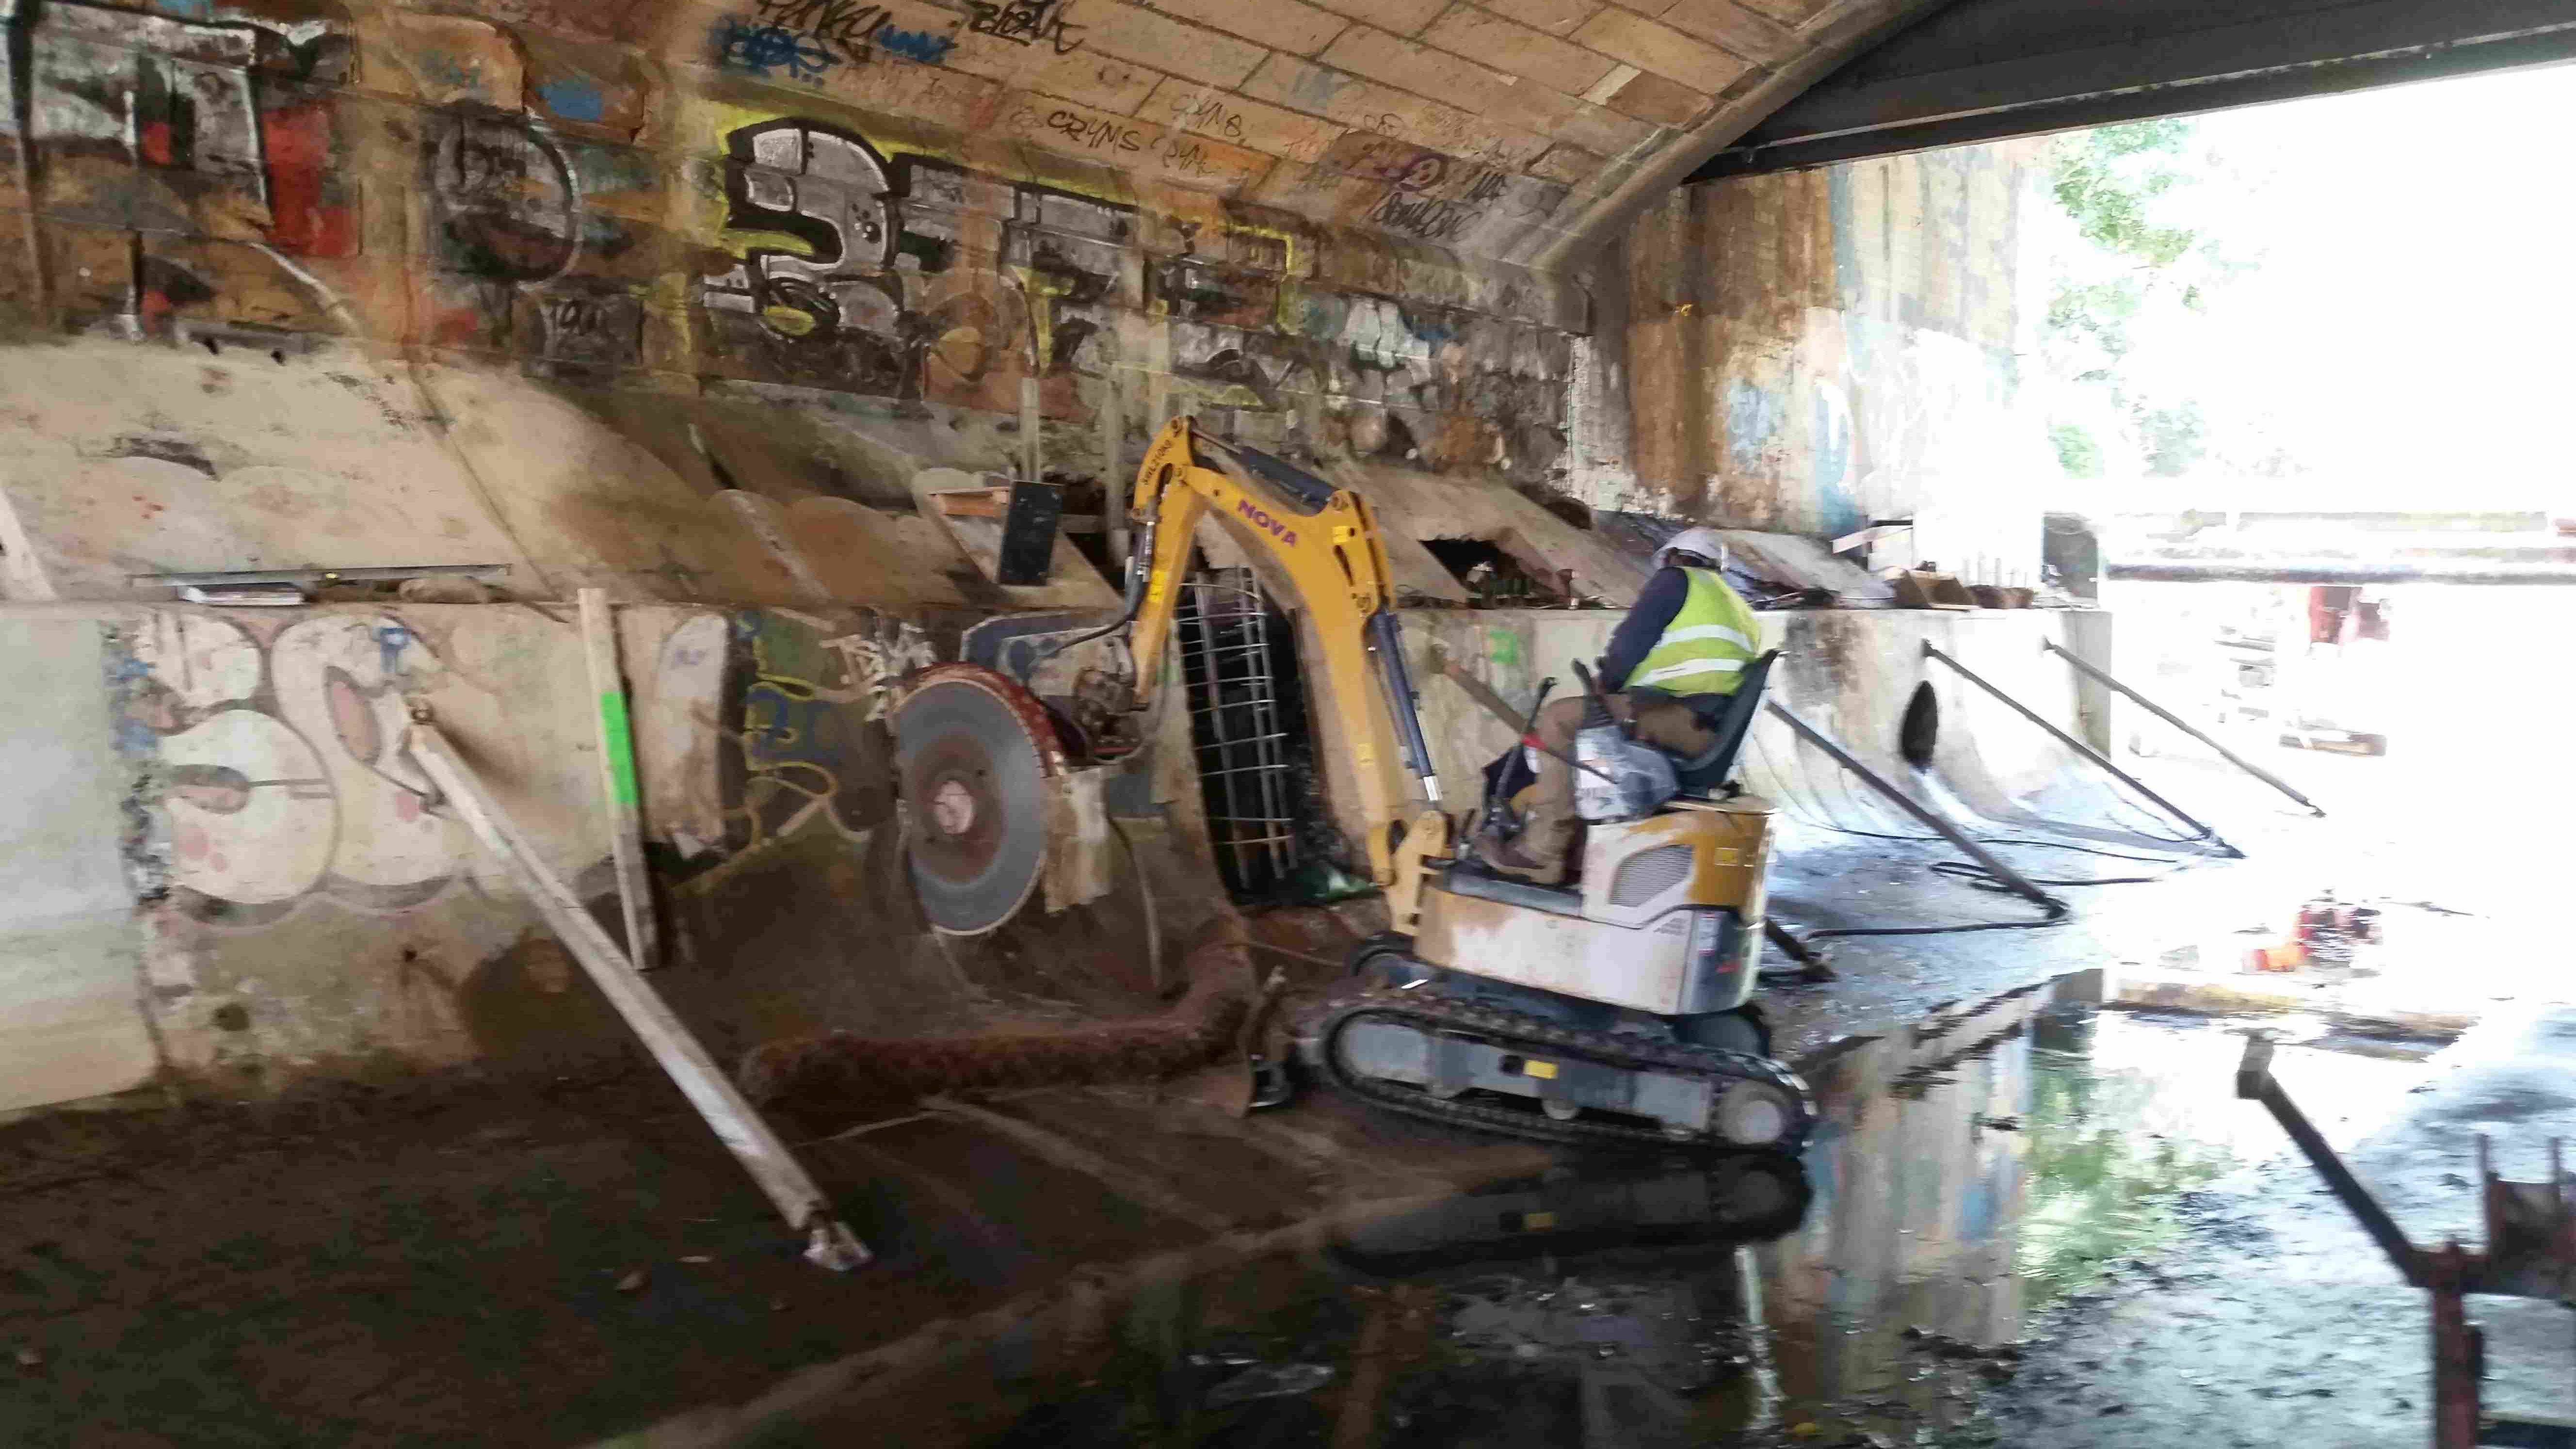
[1652,649,1779,795]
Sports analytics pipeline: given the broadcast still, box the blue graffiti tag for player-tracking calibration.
[713,16,838,80]
[535,77,609,123]
[373,622,413,678]
[715,3,958,76]
[875,24,955,63]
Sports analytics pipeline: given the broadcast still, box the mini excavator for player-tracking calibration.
[894,417,1813,1152]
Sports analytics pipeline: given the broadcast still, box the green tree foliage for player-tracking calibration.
[2050,423,2104,478]
[2040,119,2277,482]
[2046,279,2142,361]
[2051,119,2200,265]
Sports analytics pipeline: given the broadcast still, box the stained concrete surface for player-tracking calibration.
[0,617,158,1111]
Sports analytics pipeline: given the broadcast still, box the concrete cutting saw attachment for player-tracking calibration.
[891,664,1066,936]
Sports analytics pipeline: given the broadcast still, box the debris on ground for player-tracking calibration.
[1903,1325,2022,1364]
[2244,891,2382,971]
[1203,1361,1334,1407]
[737,917,1257,1133]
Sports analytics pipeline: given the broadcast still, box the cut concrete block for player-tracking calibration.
[0,617,153,1111]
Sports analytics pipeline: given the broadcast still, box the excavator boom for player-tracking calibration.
[1121,418,1444,887]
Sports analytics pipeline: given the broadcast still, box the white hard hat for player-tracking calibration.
[1654,526,1730,572]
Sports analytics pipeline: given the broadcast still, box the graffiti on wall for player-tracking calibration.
[821,614,935,722]
[966,0,1081,51]
[3,0,357,325]
[689,111,1573,470]
[429,108,581,284]
[1713,308,2044,538]
[697,116,1125,417]
[1318,133,1567,253]
[420,97,663,369]
[711,0,960,80]
[710,611,923,851]
[111,613,467,925]
[99,607,934,926]
[0,3,1578,480]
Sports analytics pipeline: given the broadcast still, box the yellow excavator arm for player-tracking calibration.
[1119,417,1447,889]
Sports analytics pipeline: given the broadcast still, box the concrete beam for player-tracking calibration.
[1692,0,2576,179]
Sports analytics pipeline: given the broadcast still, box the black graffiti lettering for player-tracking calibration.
[1162,138,1220,178]
[1464,169,1508,205]
[1368,190,1476,242]
[1390,154,1449,192]
[536,290,644,365]
[742,0,957,67]
[431,111,579,283]
[967,0,1084,53]
[1045,109,1141,152]
[1168,94,1245,141]
[753,0,881,50]
[547,297,607,334]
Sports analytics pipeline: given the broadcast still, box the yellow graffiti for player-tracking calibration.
[761,305,821,336]
[717,632,852,849]
[720,227,823,260]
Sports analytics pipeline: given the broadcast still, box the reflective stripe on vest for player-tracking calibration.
[1629,568,1760,695]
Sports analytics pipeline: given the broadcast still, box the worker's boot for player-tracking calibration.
[1483,832,1567,886]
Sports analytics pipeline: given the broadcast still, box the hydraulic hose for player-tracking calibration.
[1026,515,1159,675]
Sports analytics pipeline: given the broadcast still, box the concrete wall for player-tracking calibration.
[0,0,1998,610]
[1580,142,2056,580]
[0,336,1141,608]
[0,596,1224,1114]
[0,0,1946,523]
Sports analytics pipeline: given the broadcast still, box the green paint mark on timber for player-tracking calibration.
[1484,627,1524,670]
[599,691,640,808]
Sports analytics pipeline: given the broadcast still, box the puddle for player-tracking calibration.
[668,977,2439,1448]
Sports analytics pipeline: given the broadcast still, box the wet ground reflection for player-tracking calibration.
[758,971,2383,1447]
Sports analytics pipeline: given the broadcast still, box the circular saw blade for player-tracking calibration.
[893,665,1064,936]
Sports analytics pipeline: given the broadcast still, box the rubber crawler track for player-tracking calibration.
[1304,991,1816,1152]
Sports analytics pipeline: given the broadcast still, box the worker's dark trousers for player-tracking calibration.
[1518,691,1720,877]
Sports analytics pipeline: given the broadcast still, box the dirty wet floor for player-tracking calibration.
[0,978,2489,1448]
[710,978,2441,1449]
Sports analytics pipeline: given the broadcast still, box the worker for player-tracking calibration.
[1484,527,1761,885]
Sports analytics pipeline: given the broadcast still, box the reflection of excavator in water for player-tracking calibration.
[903,417,1813,1152]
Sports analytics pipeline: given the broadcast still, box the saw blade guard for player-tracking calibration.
[892,665,1066,935]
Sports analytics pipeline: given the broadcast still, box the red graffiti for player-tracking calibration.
[262,101,356,258]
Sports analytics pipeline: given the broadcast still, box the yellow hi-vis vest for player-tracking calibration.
[1629,567,1760,696]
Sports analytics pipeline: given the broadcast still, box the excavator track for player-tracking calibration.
[1300,989,1815,1152]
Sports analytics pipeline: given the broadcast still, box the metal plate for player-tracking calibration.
[892,665,1063,935]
